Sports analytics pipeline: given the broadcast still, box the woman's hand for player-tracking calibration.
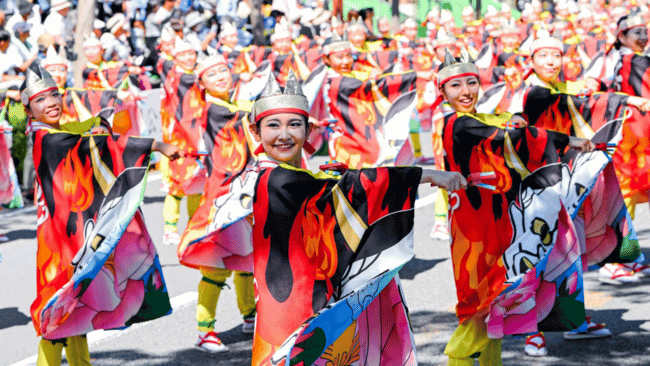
[568,136,595,153]
[421,169,468,191]
[627,96,650,113]
[152,141,183,160]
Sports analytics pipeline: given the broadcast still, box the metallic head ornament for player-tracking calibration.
[20,66,58,106]
[172,36,195,56]
[219,21,238,38]
[41,45,68,69]
[159,25,175,43]
[433,27,456,49]
[437,47,479,86]
[251,69,309,123]
[348,17,366,32]
[531,26,564,55]
[322,31,352,55]
[270,22,291,43]
[402,17,418,29]
[616,14,645,35]
[502,17,519,36]
[195,53,228,79]
[82,33,102,48]
[440,9,454,24]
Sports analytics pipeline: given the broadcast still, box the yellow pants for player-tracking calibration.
[410,132,422,158]
[159,155,171,185]
[435,189,449,223]
[445,315,502,366]
[163,194,201,232]
[197,267,256,332]
[37,336,91,366]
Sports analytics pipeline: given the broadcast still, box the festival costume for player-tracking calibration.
[176,55,257,346]
[23,67,171,366]
[437,50,639,364]
[160,55,206,234]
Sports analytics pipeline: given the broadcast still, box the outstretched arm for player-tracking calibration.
[420,169,468,191]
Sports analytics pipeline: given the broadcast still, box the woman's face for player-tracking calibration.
[403,25,418,41]
[28,88,63,126]
[441,75,480,114]
[501,34,519,50]
[251,112,310,167]
[272,36,292,54]
[175,49,197,71]
[83,45,103,64]
[160,40,174,55]
[619,26,648,53]
[45,64,68,89]
[326,50,353,74]
[532,48,562,83]
[348,28,366,48]
[201,64,232,99]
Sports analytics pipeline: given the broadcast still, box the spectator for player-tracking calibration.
[42,0,71,46]
[0,29,29,85]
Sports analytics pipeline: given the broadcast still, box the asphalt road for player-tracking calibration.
[1,152,649,366]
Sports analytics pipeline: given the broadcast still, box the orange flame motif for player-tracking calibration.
[220,123,248,172]
[301,185,338,281]
[349,91,377,127]
[62,147,94,212]
[470,130,513,193]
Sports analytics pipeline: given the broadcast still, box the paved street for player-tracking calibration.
[1,152,649,366]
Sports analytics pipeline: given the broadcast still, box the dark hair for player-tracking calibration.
[614,16,629,50]
[0,30,11,42]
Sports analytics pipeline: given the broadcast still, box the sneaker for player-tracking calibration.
[0,234,8,242]
[430,222,450,241]
[524,332,547,357]
[242,316,255,334]
[195,331,229,353]
[563,317,612,340]
[162,231,181,246]
[598,263,639,284]
[621,262,650,277]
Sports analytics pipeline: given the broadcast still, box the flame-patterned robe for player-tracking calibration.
[442,112,571,324]
[312,70,418,168]
[252,166,420,366]
[31,129,170,339]
[82,61,130,89]
[178,96,255,271]
[59,88,118,127]
[161,66,207,196]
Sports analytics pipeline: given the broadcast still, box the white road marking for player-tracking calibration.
[415,190,437,209]
[9,292,199,366]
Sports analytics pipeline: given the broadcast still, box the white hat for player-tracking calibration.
[401,17,418,29]
[462,6,474,16]
[195,53,228,78]
[270,23,291,43]
[41,45,68,69]
[82,33,102,48]
[219,21,237,38]
[159,25,175,43]
[440,9,454,24]
[485,5,498,17]
[106,13,126,34]
[93,19,105,30]
[427,8,439,20]
[50,0,71,12]
[501,3,511,13]
[522,3,534,17]
[172,36,194,56]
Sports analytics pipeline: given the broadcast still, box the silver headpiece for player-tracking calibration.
[251,70,309,123]
[21,66,58,105]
